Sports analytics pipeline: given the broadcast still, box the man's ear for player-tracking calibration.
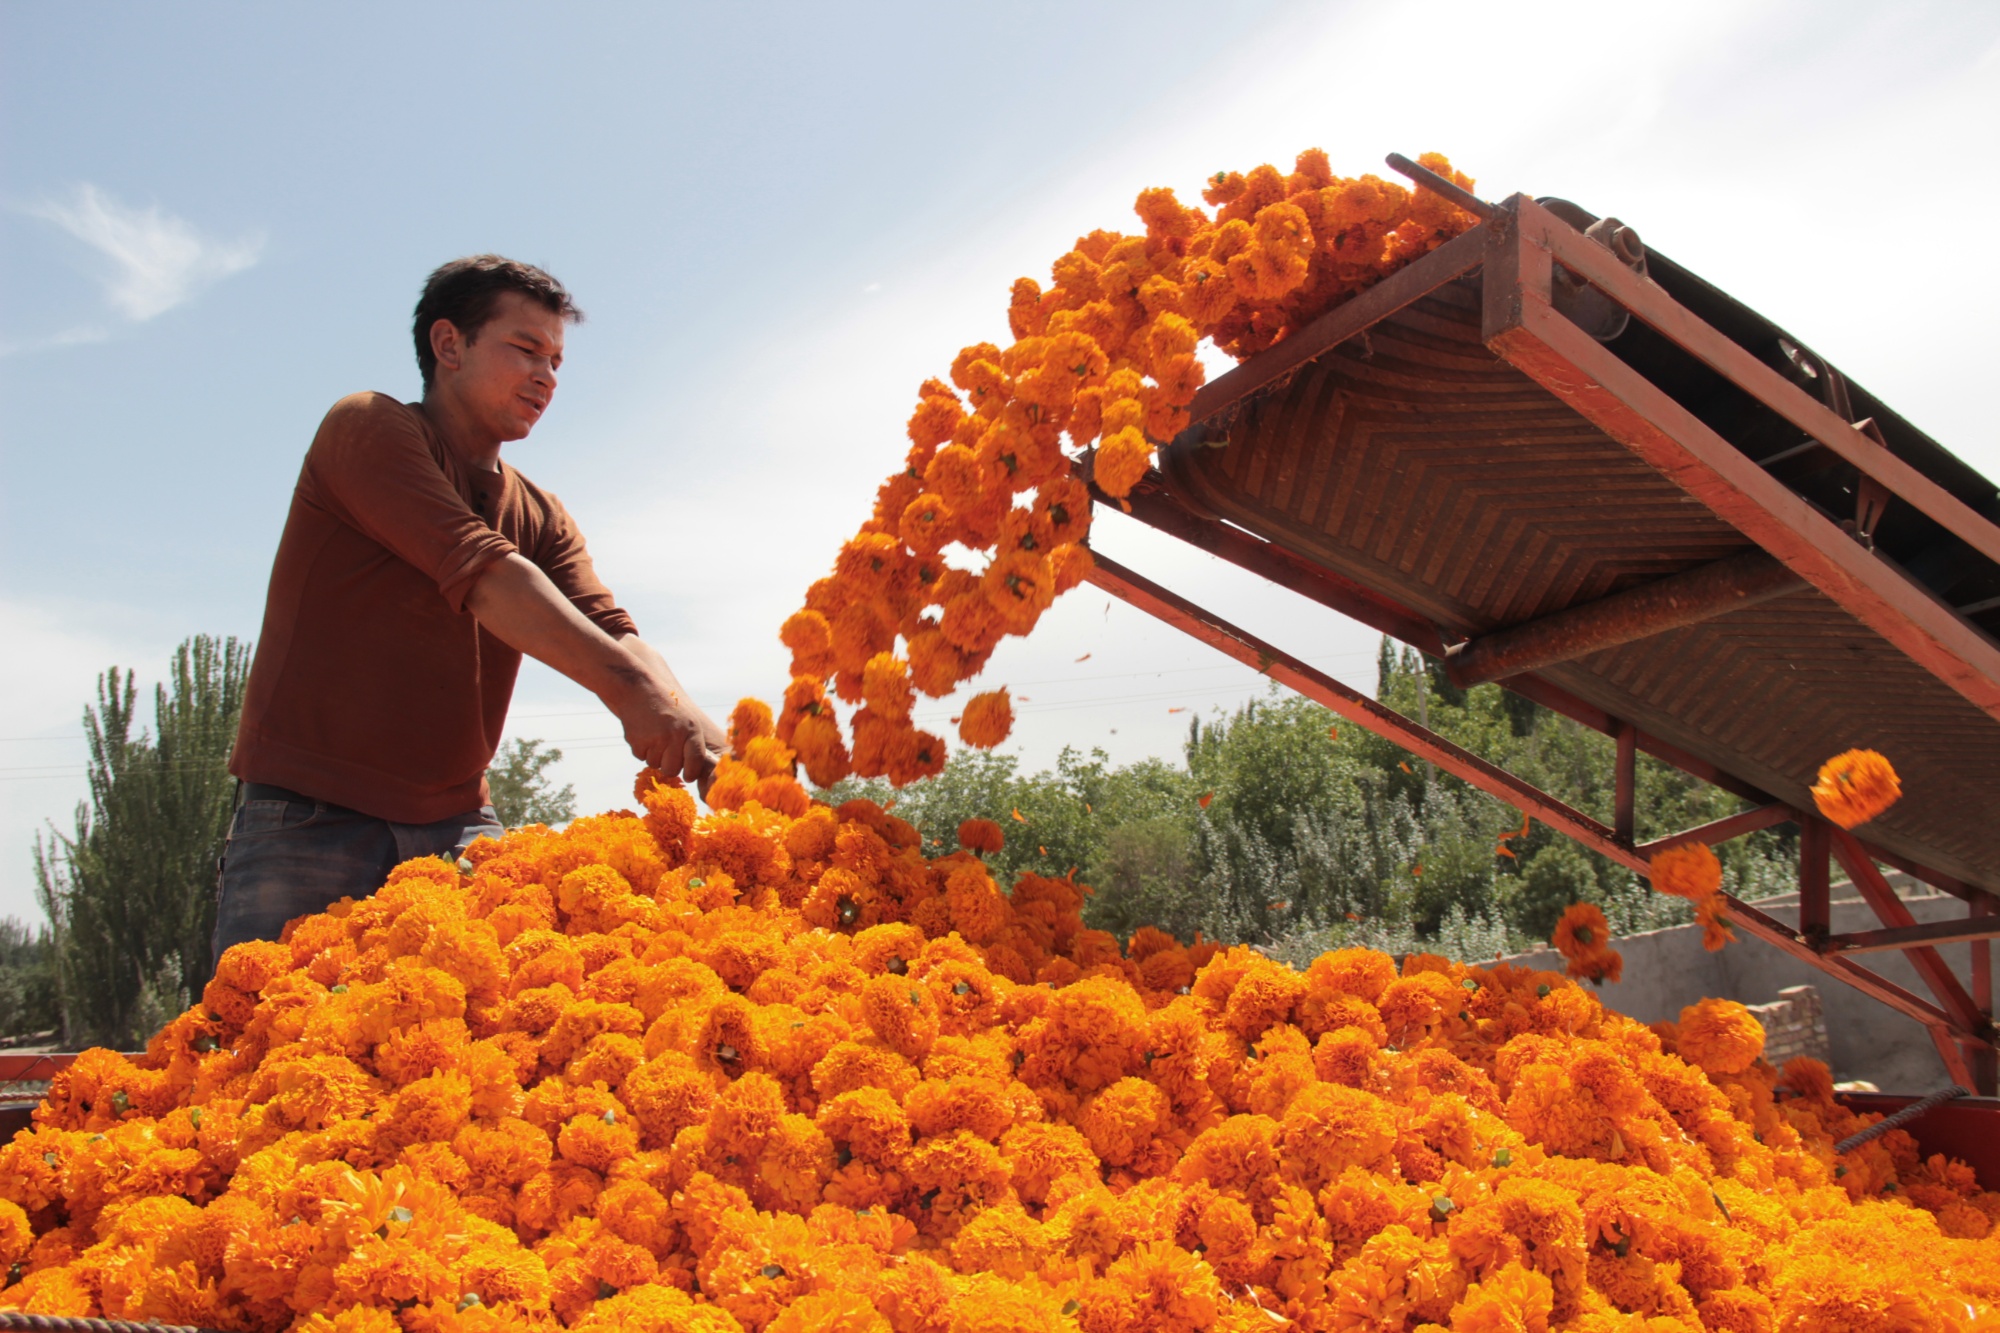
[429,318,465,378]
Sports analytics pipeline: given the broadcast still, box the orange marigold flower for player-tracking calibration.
[907,383,965,450]
[1032,475,1092,546]
[957,819,1004,855]
[1550,903,1620,985]
[1047,542,1094,597]
[1650,841,1722,902]
[981,550,1055,635]
[1695,893,1736,953]
[925,443,986,513]
[958,689,1014,749]
[861,652,915,722]
[728,697,775,752]
[1094,426,1153,498]
[1811,748,1902,828]
[898,492,955,555]
[1676,997,1765,1077]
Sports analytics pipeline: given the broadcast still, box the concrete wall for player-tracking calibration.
[1501,888,1981,1093]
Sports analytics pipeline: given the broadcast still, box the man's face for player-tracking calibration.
[430,291,567,443]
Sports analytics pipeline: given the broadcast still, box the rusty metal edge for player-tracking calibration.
[1482,200,2000,719]
[1186,224,1489,429]
[1517,200,2000,570]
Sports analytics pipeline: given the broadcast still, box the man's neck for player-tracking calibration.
[418,391,505,472]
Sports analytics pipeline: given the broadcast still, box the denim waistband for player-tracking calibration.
[243,781,335,808]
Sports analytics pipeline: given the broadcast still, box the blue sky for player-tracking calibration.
[4,0,1998,925]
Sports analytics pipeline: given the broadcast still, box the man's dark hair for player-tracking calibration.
[412,255,583,390]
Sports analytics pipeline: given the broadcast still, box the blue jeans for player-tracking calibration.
[211,790,502,961]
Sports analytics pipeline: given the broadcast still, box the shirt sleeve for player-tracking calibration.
[531,489,639,639]
[304,394,516,611]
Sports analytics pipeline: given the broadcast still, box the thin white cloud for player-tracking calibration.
[0,325,110,358]
[28,184,263,322]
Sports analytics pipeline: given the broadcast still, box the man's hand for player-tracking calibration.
[612,634,727,790]
[466,554,727,786]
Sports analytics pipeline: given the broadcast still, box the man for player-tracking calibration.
[214,255,724,957]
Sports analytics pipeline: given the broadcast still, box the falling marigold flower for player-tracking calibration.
[1650,841,1722,902]
[861,653,915,722]
[1093,427,1152,499]
[959,688,1014,749]
[779,609,837,679]
[1047,542,1094,596]
[981,550,1056,635]
[898,492,956,555]
[1811,748,1902,828]
[1551,902,1621,984]
[957,818,1004,855]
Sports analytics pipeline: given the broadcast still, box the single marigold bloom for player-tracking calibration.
[779,608,837,679]
[1811,748,1902,828]
[1551,903,1620,984]
[860,652,915,722]
[924,442,986,514]
[1006,279,1046,340]
[1048,542,1094,596]
[907,384,965,450]
[1695,893,1736,953]
[957,818,1004,855]
[1067,384,1106,446]
[1650,841,1722,902]
[1779,1055,1835,1106]
[898,492,955,556]
[728,697,775,753]
[940,590,1004,655]
[981,550,1056,634]
[1031,475,1092,547]
[958,689,1014,749]
[1094,426,1153,498]
[1676,997,1765,1076]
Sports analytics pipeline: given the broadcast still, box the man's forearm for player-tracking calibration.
[466,553,720,780]
[465,554,657,707]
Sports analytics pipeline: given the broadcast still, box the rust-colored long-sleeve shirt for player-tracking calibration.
[231,392,635,822]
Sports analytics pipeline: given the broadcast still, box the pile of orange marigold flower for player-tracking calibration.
[7,148,1996,1333]
[6,723,2000,1332]
[773,150,1484,790]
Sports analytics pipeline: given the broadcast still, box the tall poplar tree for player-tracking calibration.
[35,635,249,1047]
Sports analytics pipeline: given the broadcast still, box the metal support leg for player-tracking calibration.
[1800,817,1831,951]
[1614,720,1637,846]
[1974,899,1997,1095]
[1832,829,1989,1091]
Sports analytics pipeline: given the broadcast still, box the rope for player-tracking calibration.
[0,1315,223,1333]
[1834,1084,1970,1155]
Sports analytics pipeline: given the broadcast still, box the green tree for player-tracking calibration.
[35,636,249,1048]
[487,738,577,828]
[808,635,1785,968]
[822,747,1193,891]
[1501,840,1605,942]
[0,917,59,1043]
